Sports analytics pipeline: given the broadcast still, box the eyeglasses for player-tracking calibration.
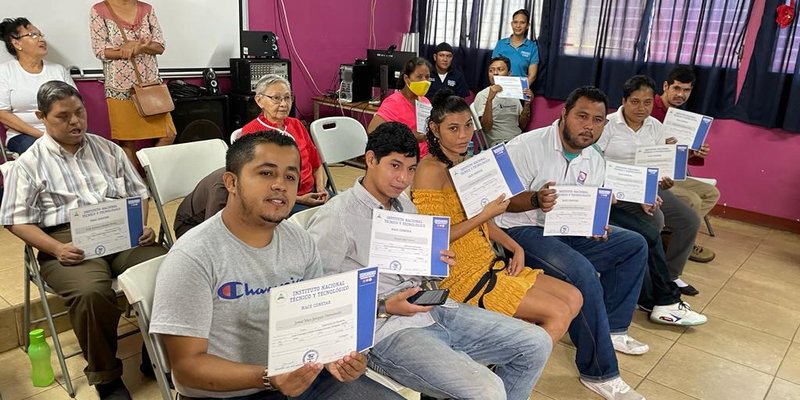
[259,94,293,104]
[14,32,45,40]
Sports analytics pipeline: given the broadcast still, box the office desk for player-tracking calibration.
[312,96,380,120]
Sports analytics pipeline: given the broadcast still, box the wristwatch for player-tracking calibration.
[377,296,390,319]
[262,367,275,391]
[529,191,540,209]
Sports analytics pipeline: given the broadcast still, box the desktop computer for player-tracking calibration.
[339,63,372,103]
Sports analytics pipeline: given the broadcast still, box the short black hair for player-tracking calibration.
[37,81,83,116]
[489,56,511,72]
[666,65,696,86]
[564,86,608,115]
[226,130,300,177]
[426,89,470,168]
[399,57,432,89]
[512,9,530,23]
[0,17,31,56]
[366,122,419,164]
[622,75,657,99]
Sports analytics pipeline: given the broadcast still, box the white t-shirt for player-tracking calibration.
[472,86,523,146]
[494,119,606,229]
[596,107,667,165]
[0,60,76,144]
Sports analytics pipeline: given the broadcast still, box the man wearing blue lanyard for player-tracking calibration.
[492,9,539,87]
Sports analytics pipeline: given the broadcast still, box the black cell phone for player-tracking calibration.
[406,289,450,306]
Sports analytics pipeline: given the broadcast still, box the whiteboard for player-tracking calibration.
[0,0,241,76]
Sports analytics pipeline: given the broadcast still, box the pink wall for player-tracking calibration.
[528,97,800,222]
[247,0,413,118]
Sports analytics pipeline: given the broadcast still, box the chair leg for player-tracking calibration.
[704,215,716,237]
[35,278,75,398]
[23,262,31,352]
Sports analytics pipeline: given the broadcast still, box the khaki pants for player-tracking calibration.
[671,178,720,219]
[38,226,168,385]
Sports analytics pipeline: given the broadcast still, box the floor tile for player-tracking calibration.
[635,379,698,400]
[0,348,57,399]
[681,258,737,288]
[726,269,800,308]
[0,266,29,307]
[695,235,757,267]
[765,378,800,400]
[615,326,675,377]
[705,217,772,239]
[740,248,800,287]
[677,317,791,374]
[777,342,800,386]
[533,343,643,400]
[703,289,800,340]
[673,275,721,311]
[648,343,773,400]
[0,307,19,353]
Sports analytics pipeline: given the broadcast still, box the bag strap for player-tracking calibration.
[103,0,146,86]
[462,256,507,309]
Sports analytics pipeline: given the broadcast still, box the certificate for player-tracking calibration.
[662,107,713,150]
[69,197,143,260]
[493,76,530,100]
[449,143,525,219]
[267,267,378,376]
[416,100,432,134]
[634,144,689,181]
[543,186,613,237]
[603,161,659,205]
[369,209,450,277]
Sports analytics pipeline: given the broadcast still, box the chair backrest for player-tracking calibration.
[118,255,173,399]
[469,103,483,131]
[287,207,320,229]
[137,139,228,206]
[230,128,243,143]
[468,103,489,151]
[308,117,368,164]
[0,159,14,177]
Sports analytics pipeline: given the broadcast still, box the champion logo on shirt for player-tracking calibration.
[217,277,303,300]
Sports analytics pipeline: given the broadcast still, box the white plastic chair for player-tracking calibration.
[136,139,228,247]
[688,176,718,237]
[117,255,173,400]
[309,117,367,194]
[230,128,243,143]
[287,206,319,229]
[468,103,490,152]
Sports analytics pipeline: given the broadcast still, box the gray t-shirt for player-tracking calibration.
[150,211,323,398]
[472,86,523,146]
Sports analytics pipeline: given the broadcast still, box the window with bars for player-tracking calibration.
[425,0,543,49]
[771,24,799,73]
[561,0,750,68]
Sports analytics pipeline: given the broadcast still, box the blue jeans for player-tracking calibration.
[505,225,647,382]
[179,369,403,400]
[7,133,37,154]
[368,303,552,400]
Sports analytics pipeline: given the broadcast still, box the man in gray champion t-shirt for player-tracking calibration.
[150,131,402,400]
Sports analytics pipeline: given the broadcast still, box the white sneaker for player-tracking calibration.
[650,301,708,326]
[580,376,646,400]
[611,334,649,355]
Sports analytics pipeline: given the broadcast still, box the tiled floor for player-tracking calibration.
[1,165,799,400]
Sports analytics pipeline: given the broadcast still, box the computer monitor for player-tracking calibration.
[366,49,417,100]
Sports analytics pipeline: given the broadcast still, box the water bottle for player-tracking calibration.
[28,329,54,387]
[467,140,475,156]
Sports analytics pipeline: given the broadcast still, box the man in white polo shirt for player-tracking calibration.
[495,86,648,400]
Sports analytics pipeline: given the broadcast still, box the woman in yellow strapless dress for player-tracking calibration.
[412,89,582,344]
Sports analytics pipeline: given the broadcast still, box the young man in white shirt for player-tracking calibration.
[472,56,533,146]
[496,86,649,400]
[307,122,553,400]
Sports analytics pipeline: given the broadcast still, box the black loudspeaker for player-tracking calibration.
[229,92,262,132]
[240,31,279,58]
[203,68,220,95]
[170,95,229,144]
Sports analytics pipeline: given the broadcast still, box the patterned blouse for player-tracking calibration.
[90,1,165,99]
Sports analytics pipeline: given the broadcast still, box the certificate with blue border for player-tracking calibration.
[450,143,525,219]
[69,197,143,259]
[663,108,713,150]
[369,209,450,277]
[634,144,689,181]
[543,186,612,237]
[267,267,378,376]
[604,161,660,205]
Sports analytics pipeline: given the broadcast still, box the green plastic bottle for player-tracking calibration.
[28,329,54,387]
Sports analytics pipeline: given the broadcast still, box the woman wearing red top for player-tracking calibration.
[242,74,328,214]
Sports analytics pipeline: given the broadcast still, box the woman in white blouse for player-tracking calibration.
[0,17,75,154]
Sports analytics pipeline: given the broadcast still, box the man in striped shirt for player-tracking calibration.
[0,81,167,400]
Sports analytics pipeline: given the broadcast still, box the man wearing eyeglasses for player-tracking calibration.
[241,74,329,215]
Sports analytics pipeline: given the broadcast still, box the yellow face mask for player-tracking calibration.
[408,80,431,97]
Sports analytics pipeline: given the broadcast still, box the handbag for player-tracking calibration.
[104,0,174,117]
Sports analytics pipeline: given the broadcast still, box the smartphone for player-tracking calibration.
[406,289,450,306]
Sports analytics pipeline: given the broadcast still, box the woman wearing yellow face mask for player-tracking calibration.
[368,57,432,157]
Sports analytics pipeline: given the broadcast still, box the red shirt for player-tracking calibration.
[241,115,322,195]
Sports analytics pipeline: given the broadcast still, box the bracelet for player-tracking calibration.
[262,367,275,391]
[529,191,540,209]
